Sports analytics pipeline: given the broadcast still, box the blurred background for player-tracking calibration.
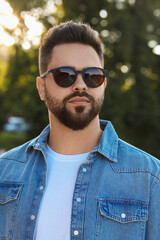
[0,0,160,158]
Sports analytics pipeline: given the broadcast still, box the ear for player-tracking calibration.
[36,77,45,101]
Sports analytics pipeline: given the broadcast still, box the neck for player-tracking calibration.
[48,114,103,155]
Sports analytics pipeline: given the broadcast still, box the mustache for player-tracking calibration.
[63,92,94,104]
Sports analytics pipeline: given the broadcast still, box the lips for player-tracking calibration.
[68,97,90,104]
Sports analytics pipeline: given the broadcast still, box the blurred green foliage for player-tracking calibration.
[0,0,160,158]
[0,132,28,151]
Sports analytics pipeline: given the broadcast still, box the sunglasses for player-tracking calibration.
[41,66,108,88]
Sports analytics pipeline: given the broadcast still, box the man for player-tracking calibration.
[0,21,160,240]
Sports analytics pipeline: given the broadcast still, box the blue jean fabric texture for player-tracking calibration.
[0,120,160,240]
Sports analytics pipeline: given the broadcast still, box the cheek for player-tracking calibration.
[90,88,104,99]
[47,87,71,101]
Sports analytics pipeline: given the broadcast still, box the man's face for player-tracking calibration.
[38,43,106,130]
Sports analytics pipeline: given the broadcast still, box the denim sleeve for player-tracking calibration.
[145,174,160,239]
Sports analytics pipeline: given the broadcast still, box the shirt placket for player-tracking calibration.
[71,160,92,240]
[26,147,47,240]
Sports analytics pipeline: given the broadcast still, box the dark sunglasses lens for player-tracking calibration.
[54,67,75,87]
[84,68,104,88]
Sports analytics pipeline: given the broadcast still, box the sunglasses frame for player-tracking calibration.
[41,66,108,88]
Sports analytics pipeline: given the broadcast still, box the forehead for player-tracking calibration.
[47,43,103,69]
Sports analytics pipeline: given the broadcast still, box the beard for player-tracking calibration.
[44,87,104,130]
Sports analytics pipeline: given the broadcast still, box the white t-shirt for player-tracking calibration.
[34,145,89,240]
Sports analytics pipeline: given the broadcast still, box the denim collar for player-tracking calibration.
[97,120,118,162]
[27,120,118,163]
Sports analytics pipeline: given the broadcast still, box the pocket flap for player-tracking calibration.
[0,182,23,204]
[98,198,148,223]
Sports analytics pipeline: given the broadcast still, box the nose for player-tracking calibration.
[72,73,88,92]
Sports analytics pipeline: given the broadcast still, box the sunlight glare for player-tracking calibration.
[153,45,160,55]
[0,0,18,46]
[14,28,22,36]
[22,13,44,46]
[0,26,15,46]
[27,21,44,41]
[22,41,31,50]
[43,0,57,15]
[24,14,44,40]
[0,0,12,15]
[25,15,36,28]
[0,0,18,30]
[0,14,18,29]
[32,37,41,47]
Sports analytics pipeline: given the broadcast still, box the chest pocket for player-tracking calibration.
[95,198,148,240]
[99,198,148,223]
[0,182,23,239]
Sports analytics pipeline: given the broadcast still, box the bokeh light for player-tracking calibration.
[99,9,108,19]
[153,45,160,55]
[0,0,18,46]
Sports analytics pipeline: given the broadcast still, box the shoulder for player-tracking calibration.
[0,138,36,163]
[113,138,160,178]
[100,120,160,177]
[0,125,50,163]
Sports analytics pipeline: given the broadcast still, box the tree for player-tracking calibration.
[1,0,63,136]
[1,0,160,157]
[62,0,160,157]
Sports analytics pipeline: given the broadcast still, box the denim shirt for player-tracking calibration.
[0,120,160,240]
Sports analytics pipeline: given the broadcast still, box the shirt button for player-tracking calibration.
[121,213,126,218]
[76,197,81,202]
[39,186,44,190]
[31,215,36,220]
[74,230,79,236]
[82,168,87,172]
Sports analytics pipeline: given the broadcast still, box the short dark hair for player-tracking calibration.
[39,21,103,74]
